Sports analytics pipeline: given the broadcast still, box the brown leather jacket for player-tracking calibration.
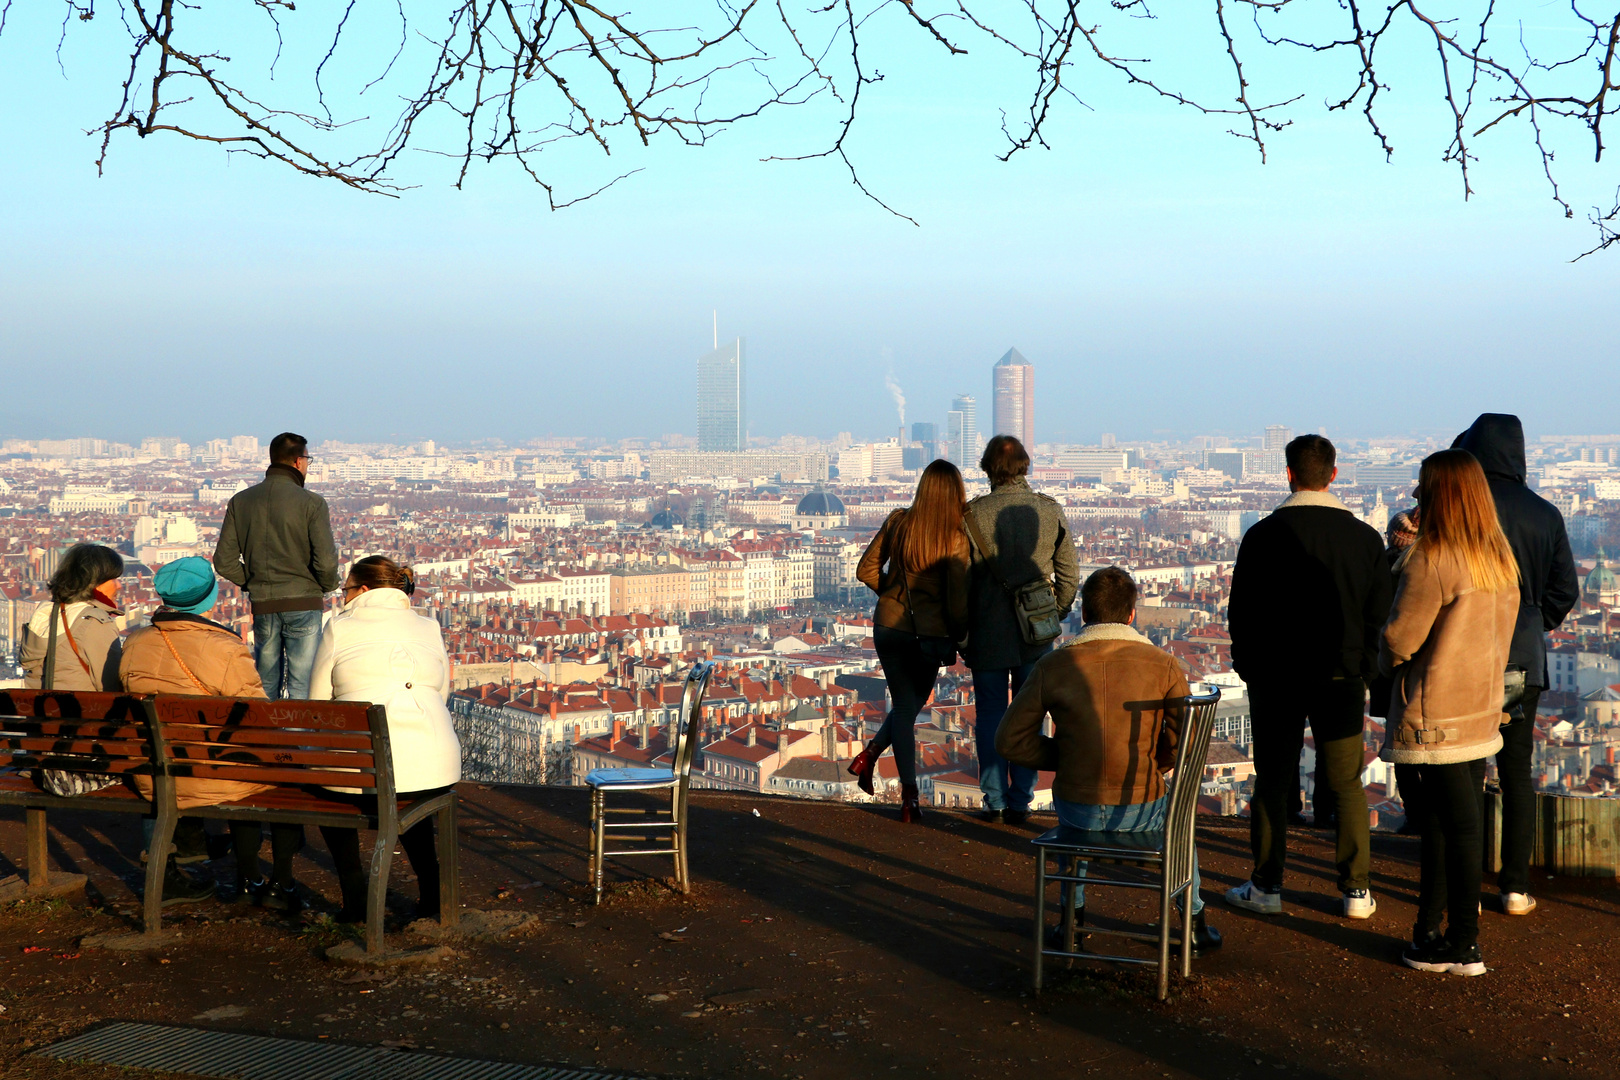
[1378,545,1517,765]
[996,623,1191,806]
[856,509,970,640]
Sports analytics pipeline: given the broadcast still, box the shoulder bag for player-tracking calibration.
[962,511,1063,645]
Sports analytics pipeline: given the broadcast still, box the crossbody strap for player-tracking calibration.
[963,510,1014,593]
[59,608,97,680]
[156,626,211,694]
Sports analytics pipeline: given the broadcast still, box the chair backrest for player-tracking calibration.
[1163,689,1222,891]
[151,694,392,798]
[0,690,156,777]
[670,662,714,787]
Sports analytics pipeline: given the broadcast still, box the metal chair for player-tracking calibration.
[1031,688,1222,1000]
[585,662,713,904]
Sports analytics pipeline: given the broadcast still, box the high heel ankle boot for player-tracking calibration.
[847,745,878,797]
[899,784,922,823]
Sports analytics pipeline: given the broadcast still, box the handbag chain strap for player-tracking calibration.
[156,625,211,694]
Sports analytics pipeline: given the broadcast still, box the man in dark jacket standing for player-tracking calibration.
[1454,414,1578,916]
[213,432,340,700]
[1226,435,1392,919]
[963,435,1080,824]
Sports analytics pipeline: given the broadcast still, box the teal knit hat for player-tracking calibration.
[154,556,218,614]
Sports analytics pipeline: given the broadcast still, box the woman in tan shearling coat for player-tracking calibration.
[1379,450,1518,977]
[122,556,306,910]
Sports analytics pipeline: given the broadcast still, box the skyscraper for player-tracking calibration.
[697,338,746,452]
[1263,425,1293,450]
[946,394,977,467]
[910,421,938,462]
[992,348,1034,447]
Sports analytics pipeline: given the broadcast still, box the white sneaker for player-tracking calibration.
[1343,889,1376,919]
[1502,892,1537,916]
[1225,880,1283,914]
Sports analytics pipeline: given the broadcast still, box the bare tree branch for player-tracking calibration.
[12,0,1620,248]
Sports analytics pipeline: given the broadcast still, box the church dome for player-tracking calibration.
[1586,549,1617,599]
[795,490,846,516]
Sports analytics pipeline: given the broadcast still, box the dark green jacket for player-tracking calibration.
[213,465,339,614]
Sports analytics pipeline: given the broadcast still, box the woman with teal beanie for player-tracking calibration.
[122,556,307,910]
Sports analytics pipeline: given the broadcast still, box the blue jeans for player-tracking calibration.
[973,656,1044,811]
[1055,794,1204,914]
[253,609,322,700]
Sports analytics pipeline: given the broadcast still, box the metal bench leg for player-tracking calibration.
[437,799,459,930]
[367,824,398,956]
[25,809,48,889]
[1032,850,1048,992]
[144,803,178,938]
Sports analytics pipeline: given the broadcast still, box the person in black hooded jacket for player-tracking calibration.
[1452,414,1579,915]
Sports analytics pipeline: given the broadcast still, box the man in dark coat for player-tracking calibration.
[213,432,340,699]
[962,435,1080,824]
[1226,435,1392,919]
[1453,413,1579,915]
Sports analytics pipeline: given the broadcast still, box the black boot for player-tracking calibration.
[1191,909,1222,955]
[1044,905,1087,951]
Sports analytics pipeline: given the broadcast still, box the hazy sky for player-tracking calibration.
[3,4,1616,447]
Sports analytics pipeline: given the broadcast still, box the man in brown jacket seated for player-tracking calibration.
[996,566,1220,951]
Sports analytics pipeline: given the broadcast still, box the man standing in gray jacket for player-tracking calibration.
[963,435,1080,823]
[213,432,340,699]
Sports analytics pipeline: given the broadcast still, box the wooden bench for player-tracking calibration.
[0,690,164,910]
[0,689,459,956]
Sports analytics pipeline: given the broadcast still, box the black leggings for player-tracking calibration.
[315,787,449,917]
[229,821,306,888]
[871,624,940,788]
[1412,758,1487,948]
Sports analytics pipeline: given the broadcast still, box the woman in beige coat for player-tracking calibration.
[1379,450,1518,976]
[20,544,126,797]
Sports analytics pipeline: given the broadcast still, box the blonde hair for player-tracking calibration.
[1402,449,1519,593]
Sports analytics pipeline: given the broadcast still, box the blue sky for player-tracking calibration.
[2,3,1616,447]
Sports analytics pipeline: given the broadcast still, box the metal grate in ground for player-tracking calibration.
[36,1021,652,1080]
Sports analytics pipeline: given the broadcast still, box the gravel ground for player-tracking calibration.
[0,785,1613,1080]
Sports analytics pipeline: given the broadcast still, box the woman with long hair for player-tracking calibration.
[1379,449,1519,976]
[311,555,461,922]
[851,460,971,822]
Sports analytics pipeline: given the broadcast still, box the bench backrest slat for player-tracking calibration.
[0,691,144,722]
[159,725,374,750]
[0,692,155,776]
[167,762,378,788]
[151,694,387,795]
[152,695,374,733]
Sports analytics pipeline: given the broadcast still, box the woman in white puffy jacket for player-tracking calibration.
[310,555,461,922]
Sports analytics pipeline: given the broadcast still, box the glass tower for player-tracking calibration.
[946,394,977,467]
[697,338,746,452]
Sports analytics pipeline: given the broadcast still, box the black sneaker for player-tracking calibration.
[977,808,1004,824]
[229,877,292,910]
[159,864,217,907]
[1402,935,1486,976]
[1003,809,1030,826]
